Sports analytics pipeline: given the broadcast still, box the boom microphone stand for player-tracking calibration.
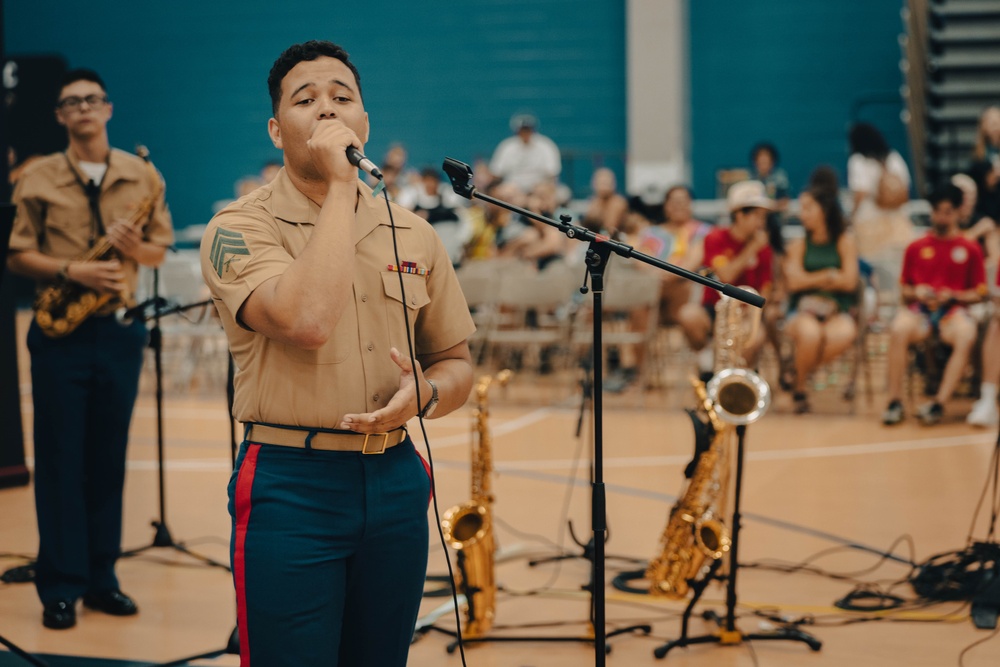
[439,158,763,666]
[526,342,647,632]
[121,268,229,571]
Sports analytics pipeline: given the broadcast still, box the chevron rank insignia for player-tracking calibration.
[210,228,251,278]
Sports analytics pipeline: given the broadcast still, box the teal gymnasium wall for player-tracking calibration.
[5,0,626,235]
[6,1,908,233]
[689,0,910,199]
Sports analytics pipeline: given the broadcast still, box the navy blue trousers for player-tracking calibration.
[229,437,431,667]
[27,315,147,604]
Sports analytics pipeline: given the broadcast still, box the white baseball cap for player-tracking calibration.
[726,180,773,212]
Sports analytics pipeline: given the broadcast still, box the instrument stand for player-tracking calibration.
[147,626,240,667]
[436,158,763,667]
[653,425,822,659]
[121,269,228,572]
[152,351,242,667]
[0,633,49,666]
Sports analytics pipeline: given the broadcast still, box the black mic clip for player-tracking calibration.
[442,158,476,199]
[123,296,169,321]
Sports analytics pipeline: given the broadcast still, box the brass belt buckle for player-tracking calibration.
[362,432,390,455]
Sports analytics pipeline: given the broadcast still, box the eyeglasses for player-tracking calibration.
[56,95,109,111]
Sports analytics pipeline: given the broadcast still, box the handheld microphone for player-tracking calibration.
[346,147,383,180]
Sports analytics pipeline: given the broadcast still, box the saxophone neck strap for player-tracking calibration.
[64,151,109,247]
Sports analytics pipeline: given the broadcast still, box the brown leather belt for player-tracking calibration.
[247,424,407,455]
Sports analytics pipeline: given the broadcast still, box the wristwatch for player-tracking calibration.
[56,262,71,281]
[420,379,439,418]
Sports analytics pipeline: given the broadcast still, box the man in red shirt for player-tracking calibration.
[677,180,773,377]
[883,183,988,426]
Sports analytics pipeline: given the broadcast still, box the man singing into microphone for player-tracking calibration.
[199,41,474,666]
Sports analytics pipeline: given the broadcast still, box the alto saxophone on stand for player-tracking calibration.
[33,146,162,338]
[440,369,512,639]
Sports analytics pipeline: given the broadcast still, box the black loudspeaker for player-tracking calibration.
[971,544,1000,630]
[4,55,68,169]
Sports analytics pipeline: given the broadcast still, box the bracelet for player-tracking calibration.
[56,261,71,281]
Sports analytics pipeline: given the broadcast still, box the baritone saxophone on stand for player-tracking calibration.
[33,146,163,338]
[645,288,770,598]
[440,369,512,639]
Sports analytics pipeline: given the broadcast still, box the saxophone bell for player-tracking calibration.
[694,510,731,559]
[441,502,490,550]
[706,368,770,425]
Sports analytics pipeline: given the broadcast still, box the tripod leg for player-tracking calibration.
[0,634,50,667]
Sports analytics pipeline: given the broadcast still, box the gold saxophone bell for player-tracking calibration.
[706,368,771,425]
[441,502,489,550]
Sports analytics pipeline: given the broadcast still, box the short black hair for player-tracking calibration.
[59,68,106,98]
[750,142,779,165]
[848,123,890,161]
[267,40,362,116]
[927,182,964,210]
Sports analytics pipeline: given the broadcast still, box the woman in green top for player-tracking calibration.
[783,184,860,413]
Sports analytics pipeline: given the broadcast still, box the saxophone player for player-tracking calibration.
[6,69,174,629]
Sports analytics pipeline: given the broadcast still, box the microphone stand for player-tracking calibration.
[121,268,229,572]
[439,159,764,665]
[148,346,243,667]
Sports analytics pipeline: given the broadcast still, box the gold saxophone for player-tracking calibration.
[440,369,511,639]
[33,146,162,338]
[646,289,770,598]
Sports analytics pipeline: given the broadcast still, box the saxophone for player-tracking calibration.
[645,289,770,598]
[440,369,511,639]
[33,146,162,338]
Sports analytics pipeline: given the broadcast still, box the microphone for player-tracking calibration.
[346,147,383,180]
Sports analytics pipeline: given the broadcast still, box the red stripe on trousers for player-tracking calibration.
[233,444,261,667]
[416,447,433,503]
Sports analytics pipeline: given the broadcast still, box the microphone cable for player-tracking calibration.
[377,184,471,666]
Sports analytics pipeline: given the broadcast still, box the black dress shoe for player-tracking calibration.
[82,589,138,616]
[42,600,77,629]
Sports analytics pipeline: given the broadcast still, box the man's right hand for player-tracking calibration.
[747,229,770,254]
[306,118,363,187]
[67,260,126,295]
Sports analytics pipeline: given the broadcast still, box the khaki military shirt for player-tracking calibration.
[200,169,475,429]
[9,148,175,308]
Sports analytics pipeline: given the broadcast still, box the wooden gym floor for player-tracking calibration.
[2,313,1000,667]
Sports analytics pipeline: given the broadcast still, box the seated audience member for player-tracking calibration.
[782,185,860,413]
[676,180,774,378]
[598,184,705,392]
[398,166,471,266]
[751,142,791,213]
[582,167,628,236]
[635,185,711,324]
[464,180,528,260]
[847,122,914,261]
[968,107,1000,228]
[953,172,1000,272]
[489,113,561,194]
[499,179,568,270]
[967,276,1000,427]
[882,183,988,426]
